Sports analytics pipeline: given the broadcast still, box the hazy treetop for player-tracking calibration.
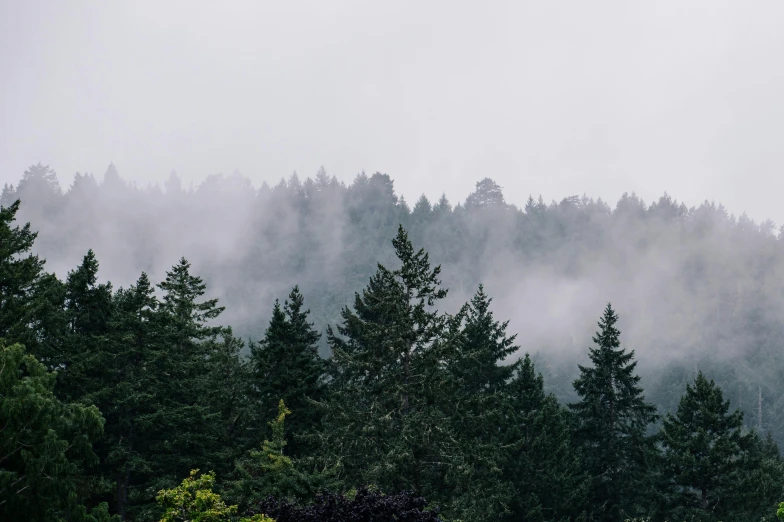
[2,1,784,223]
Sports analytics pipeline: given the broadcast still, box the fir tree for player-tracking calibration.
[569,303,657,522]
[58,250,113,402]
[453,284,517,394]
[437,286,519,520]
[100,272,165,520]
[659,372,763,520]
[149,259,227,503]
[503,355,587,521]
[0,200,47,350]
[323,225,477,518]
[203,328,256,474]
[251,286,325,458]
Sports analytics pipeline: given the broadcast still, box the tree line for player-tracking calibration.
[1,197,782,521]
[7,163,784,451]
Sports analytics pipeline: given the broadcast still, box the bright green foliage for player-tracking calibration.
[157,469,273,522]
[503,355,587,521]
[250,286,325,457]
[570,304,658,522]
[660,373,771,520]
[0,341,111,521]
[229,400,338,509]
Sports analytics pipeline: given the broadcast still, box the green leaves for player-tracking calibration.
[156,469,274,522]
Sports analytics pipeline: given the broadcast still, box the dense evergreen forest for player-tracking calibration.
[3,162,784,521]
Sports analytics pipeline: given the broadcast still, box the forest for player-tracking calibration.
[3,162,784,521]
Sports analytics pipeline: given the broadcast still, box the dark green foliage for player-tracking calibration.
[0,200,47,351]
[570,304,658,522]
[58,250,113,403]
[322,226,463,512]
[0,341,114,521]
[251,286,325,457]
[228,400,338,511]
[203,328,256,472]
[99,272,165,519]
[659,373,783,521]
[8,163,784,521]
[149,258,227,487]
[452,284,517,394]
[437,286,519,519]
[503,355,587,522]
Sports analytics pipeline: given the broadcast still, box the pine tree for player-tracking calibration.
[659,372,761,520]
[58,250,113,402]
[251,286,325,458]
[569,303,658,522]
[503,355,587,521]
[452,284,517,394]
[437,286,519,519]
[323,225,472,516]
[149,259,227,500]
[100,272,166,520]
[0,200,47,349]
[228,400,337,510]
[203,328,256,474]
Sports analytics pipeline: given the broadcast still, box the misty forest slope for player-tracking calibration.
[5,162,784,521]
[6,163,783,441]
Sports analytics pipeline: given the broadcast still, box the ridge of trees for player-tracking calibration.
[2,166,784,520]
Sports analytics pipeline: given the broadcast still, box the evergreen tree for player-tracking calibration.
[228,400,337,510]
[323,225,479,518]
[0,341,113,521]
[452,284,517,394]
[0,200,47,350]
[659,372,771,520]
[148,259,227,504]
[503,355,587,521]
[569,304,658,522]
[203,328,256,474]
[437,286,519,519]
[58,250,113,402]
[251,286,325,457]
[100,272,165,520]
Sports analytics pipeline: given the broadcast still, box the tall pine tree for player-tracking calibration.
[659,372,762,520]
[503,355,587,521]
[569,303,657,521]
[251,286,325,458]
[323,225,484,519]
[0,200,48,352]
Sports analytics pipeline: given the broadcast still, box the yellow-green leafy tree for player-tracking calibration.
[156,469,273,522]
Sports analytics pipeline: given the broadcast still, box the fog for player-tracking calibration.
[3,1,784,224]
[5,165,781,378]
[4,1,784,437]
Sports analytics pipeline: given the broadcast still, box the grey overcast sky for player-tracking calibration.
[2,1,783,222]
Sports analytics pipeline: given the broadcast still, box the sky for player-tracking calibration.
[2,1,784,223]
